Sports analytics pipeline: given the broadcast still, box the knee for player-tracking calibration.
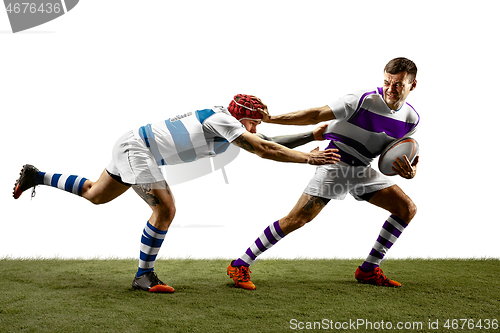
[155,205,176,225]
[167,205,177,221]
[82,182,110,205]
[87,191,114,205]
[409,201,417,220]
[88,194,107,205]
[396,200,417,223]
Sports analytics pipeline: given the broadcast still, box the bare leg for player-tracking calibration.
[131,180,176,292]
[279,193,330,234]
[228,193,330,289]
[356,184,417,286]
[81,170,131,205]
[368,184,417,224]
[232,193,329,267]
[132,180,176,231]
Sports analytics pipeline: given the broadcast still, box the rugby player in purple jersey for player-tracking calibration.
[227,58,420,289]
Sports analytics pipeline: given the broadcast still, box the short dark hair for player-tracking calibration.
[384,57,417,82]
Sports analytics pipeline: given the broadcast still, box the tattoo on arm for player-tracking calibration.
[233,135,256,153]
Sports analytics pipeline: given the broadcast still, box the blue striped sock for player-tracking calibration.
[35,171,87,196]
[137,221,168,277]
[360,215,408,271]
[233,221,286,267]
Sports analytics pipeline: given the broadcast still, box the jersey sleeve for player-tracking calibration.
[403,103,420,137]
[327,92,361,120]
[203,112,247,142]
[405,119,419,137]
[256,131,314,149]
[327,99,347,120]
[328,90,376,120]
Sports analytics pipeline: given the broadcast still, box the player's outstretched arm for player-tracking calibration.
[232,132,340,165]
[256,124,328,149]
[259,105,335,125]
[256,132,313,149]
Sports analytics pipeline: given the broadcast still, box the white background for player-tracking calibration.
[1,1,498,260]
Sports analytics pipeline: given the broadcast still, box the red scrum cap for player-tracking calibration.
[228,94,264,121]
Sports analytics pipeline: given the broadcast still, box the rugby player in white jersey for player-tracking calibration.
[227,58,420,289]
[12,94,339,293]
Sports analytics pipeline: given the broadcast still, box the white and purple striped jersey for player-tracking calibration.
[134,106,246,166]
[325,87,419,166]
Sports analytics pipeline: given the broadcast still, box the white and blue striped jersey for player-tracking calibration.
[325,87,420,166]
[134,106,246,166]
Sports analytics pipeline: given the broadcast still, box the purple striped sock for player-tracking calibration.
[360,215,408,271]
[233,221,286,267]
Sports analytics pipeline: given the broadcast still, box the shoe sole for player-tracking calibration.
[355,278,402,287]
[148,284,175,293]
[132,283,175,293]
[13,182,23,199]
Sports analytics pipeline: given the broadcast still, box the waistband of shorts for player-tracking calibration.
[327,141,368,167]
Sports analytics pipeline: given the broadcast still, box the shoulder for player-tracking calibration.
[201,106,247,140]
[198,107,240,126]
[343,88,380,110]
[359,87,384,104]
[351,87,380,100]
[196,106,230,123]
[403,102,420,124]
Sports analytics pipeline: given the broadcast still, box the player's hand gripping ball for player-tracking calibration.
[378,137,419,177]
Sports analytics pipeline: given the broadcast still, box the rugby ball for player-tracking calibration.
[378,137,419,176]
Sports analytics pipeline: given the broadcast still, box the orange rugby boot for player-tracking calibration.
[227,260,256,290]
[355,266,402,287]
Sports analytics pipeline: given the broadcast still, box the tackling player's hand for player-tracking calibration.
[253,96,270,122]
[313,123,328,141]
[392,155,419,179]
[307,147,341,165]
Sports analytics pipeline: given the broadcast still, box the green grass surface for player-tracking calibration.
[1,259,499,332]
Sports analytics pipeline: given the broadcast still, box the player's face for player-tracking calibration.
[383,71,416,110]
[240,119,261,134]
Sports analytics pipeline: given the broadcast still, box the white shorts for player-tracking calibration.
[303,162,395,200]
[106,131,165,185]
